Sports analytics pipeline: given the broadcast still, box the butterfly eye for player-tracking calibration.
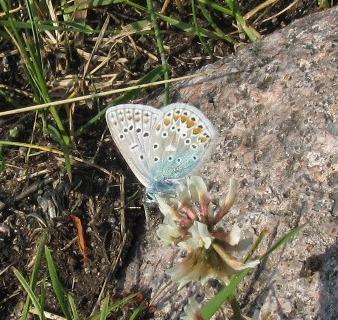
[191,144,197,149]
[119,134,124,139]
[143,132,149,137]
[176,158,182,163]
[123,128,128,133]
[168,156,173,161]
[191,117,196,121]
[129,125,134,130]
[185,139,191,145]
[175,110,180,114]
[153,144,159,149]
[193,156,198,161]
[154,157,159,162]
[170,126,176,131]
[140,155,144,160]
[183,111,188,116]
[161,132,168,138]
[136,128,141,133]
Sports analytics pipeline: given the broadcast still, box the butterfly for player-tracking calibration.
[106,103,216,196]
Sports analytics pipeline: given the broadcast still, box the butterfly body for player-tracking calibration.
[106,103,216,196]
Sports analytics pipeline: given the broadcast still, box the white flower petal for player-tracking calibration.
[242,259,260,269]
[157,214,181,245]
[187,176,208,202]
[184,221,213,250]
[156,195,178,217]
[226,224,241,246]
[197,221,213,249]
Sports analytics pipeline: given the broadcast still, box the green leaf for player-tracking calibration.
[99,295,110,320]
[20,232,47,320]
[44,246,72,319]
[261,224,305,260]
[63,0,124,13]
[48,125,72,181]
[128,303,146,320]
[146,0,170,104]
[68,294,81,320]
[0,19,95,34]
[88,293,139,320]
[201,269,251,319]
[14,268,45,320]
[243,228,268,263]
[235,14,260,42]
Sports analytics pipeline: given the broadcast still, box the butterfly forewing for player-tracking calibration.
[106,104,162,187]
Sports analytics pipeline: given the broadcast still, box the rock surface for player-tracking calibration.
[120,7,338,320]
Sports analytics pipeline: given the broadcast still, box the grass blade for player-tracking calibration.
[44,246,72,319]
[261,224,305,260]
[191,0,212,55]
[200,269,251,319]
[20,232,48,320]
[146,0,170,104]
[68,294,81,320]
[14,268,45,320]
[88,293,139,320]
[75,65,167,136]
[99,295,110,320]
[128,303,146,320]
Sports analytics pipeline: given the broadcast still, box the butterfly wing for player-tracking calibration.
[106,104,162,188]
[149,103,217,185]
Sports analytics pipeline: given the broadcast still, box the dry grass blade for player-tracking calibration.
[0,72,207,116]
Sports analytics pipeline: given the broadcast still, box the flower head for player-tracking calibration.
[156,176,259,286]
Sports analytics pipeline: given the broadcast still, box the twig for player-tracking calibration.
[0,177,54,211]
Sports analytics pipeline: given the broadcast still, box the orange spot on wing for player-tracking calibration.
[163,117,171,126]
[193,127,203,134]
[186,118,195,128]
[199,137,208,143]
[180,115,188,122]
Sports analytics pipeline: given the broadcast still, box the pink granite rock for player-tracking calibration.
[121,7,338,319]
